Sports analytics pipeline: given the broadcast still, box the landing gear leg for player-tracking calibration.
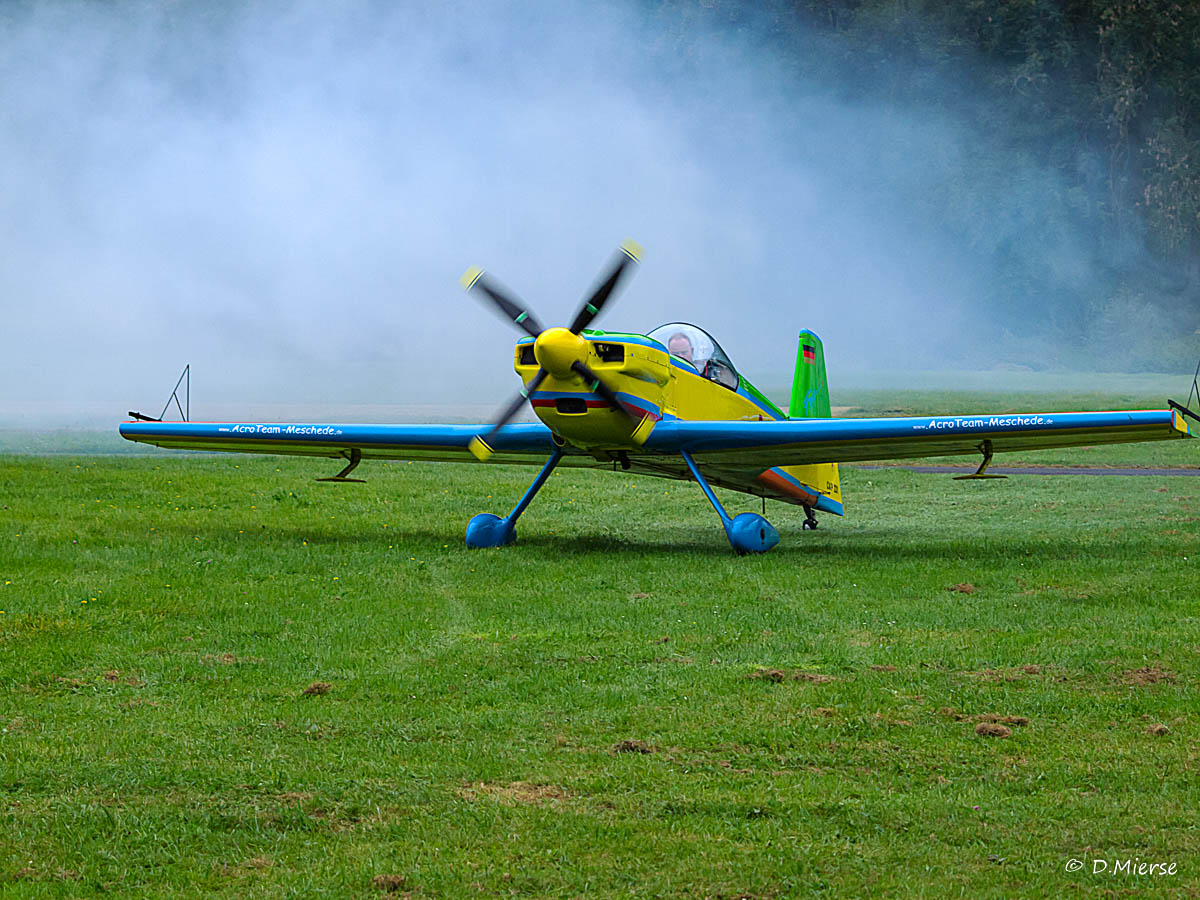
[465,448,564,548]
[953,439,1007,480]
[802,507,819,530]
[680,450,779,554]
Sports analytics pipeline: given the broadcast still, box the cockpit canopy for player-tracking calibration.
[647,322,739,389]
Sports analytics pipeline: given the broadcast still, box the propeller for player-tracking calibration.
[461,239,643,460]
[569,240,642,333]
[458,267,544,339]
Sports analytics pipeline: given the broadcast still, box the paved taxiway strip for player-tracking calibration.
[854,465,1200,477]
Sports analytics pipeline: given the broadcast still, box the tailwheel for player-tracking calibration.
[802,507,819,530]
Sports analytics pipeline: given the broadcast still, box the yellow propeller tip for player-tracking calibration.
[459,266,485,291]
[468,436,495,461]
[620,239,644,263]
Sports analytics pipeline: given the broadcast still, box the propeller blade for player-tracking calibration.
[568,238,643,334]
[571,361,634,420]
[460,266,544,339]
[468,368,549,461]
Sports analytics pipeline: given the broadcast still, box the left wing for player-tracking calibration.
[640,409,1193,466]
[616,409,1192,513]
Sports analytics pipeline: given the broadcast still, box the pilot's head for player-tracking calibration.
[667,332,693,363]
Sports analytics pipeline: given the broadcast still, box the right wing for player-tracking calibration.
[640,409,1193,467]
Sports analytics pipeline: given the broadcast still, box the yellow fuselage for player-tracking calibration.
[514,331,842,512]
[516,333,775,452]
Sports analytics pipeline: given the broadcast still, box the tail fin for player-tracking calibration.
[781,330,842,514]
[789,330,831,418]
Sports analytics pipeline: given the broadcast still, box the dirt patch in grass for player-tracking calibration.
[1123,665,1177,686]
[274,791,313,803]
[101,669,145,687]
[219,856,274,878]
[975,722,1012,737]
[939,708,1029,726]
[971,664,1049,682]
[869,665,897,672]
[982,714,1029,726]
[302,681,332,696]
[1147,723,1170,736]
[305,804,403,832]
[948,583,977,594]
[746,668,833,684]
[613,739,657,754]
[372,873,416,894]
[457,782,569,806]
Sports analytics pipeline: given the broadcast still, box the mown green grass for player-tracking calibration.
[1,395,1198,898]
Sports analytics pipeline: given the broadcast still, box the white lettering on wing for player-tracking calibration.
[917,415,1051,432]
[226,424,342,436]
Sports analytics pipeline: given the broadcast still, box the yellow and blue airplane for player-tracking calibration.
[120,240,1195,553]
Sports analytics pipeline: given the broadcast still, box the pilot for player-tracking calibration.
[667,332,694,364]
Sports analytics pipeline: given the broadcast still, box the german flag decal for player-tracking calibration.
[802,344,816,364]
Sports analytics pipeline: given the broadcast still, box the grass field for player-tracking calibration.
[1,389,1198,897]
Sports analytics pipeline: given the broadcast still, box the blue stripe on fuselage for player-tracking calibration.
[765,466,844,516]
[530,389,662,419]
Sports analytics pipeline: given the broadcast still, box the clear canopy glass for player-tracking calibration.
[647,323,739,389]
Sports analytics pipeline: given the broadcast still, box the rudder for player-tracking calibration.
[789,330,831,418]
[782,330,841,515]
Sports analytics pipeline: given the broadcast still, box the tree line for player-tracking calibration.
[651,0,1199,370]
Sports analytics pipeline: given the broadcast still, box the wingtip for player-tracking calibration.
[459,266,485,291]
[620,238,644,263]
[468,436,495,461]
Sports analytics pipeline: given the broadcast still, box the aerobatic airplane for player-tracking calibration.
[120,240,1195,553]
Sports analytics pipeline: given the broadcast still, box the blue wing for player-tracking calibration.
[120,410,1191,506]
[118,421,592,467]
[613,408,1192,511]
[641,409,1192,464]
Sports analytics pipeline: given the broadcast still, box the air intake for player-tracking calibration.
[555,397,587,414]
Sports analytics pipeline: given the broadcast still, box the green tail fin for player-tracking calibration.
[788,330,831,419]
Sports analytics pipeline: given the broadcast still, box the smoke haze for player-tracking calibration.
[0,1,1177,426]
